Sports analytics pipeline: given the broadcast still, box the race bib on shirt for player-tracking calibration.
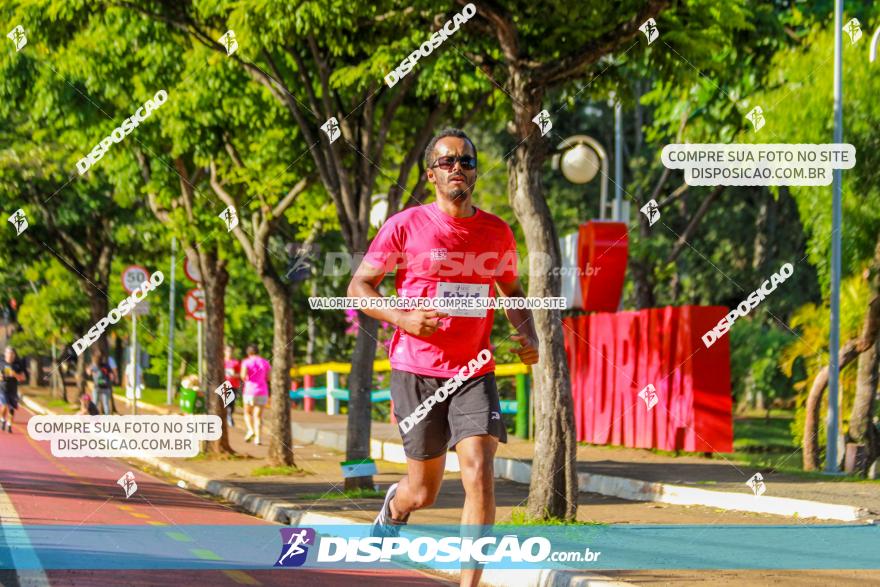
[435,282,490,317]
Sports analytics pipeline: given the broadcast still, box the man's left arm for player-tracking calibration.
[495,278,539,365]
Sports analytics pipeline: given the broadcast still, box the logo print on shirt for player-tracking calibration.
[431,248,447,261]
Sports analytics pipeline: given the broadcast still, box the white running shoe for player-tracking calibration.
[244,430,254,442]
[370,483,408,538]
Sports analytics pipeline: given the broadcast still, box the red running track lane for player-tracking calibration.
[0,406,455,587]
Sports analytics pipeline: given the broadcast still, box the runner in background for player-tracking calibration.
[224,345,241,428]
[240,344,270,445]
[107,354,120,389]
[88,351,114,415]
[349,128,539,587]
[0,346,27,433]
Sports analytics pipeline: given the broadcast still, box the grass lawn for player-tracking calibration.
[733,413,796,452]
[113,386,172,407]
[297,488,384,500]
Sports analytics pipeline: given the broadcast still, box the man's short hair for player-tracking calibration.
[424,128,477,169]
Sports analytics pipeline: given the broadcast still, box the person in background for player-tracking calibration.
[78,392,99,416]
[0,346,27,433]
[223,345,241,428]
[124,359,144,400]
[107,354,120,389]
[240,344,270,445]
[88,351,114,415]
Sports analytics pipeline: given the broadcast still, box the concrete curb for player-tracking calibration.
[21,394,632,587]
[291,419,870,522]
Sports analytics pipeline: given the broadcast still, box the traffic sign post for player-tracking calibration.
[184,288,206,385]
[122,265,150,417]
[184,256,202,283]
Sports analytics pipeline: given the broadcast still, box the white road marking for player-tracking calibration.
[0,475,50,585]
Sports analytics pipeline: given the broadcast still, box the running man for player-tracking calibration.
[0,346,27,433]
[348,128,539,587]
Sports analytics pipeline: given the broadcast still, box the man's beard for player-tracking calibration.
[448,186,467,199]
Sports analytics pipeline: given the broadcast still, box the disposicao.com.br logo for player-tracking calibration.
[272,530,589,566]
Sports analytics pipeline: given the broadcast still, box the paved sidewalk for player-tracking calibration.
[288,409,880,520]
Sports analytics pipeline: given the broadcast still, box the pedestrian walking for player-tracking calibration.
[223,345,241,428]
[88,351,115,415]
[240,344,270,445]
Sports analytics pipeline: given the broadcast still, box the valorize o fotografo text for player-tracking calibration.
[73,271,164,355]
[77,90,168,175]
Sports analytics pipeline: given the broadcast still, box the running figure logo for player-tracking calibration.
[746,472,766,497]
[214,381,235,408]
[7,25,26,51]
[219,206,239,232]
[638,384,658,411]
[843,18,862,45]
[532,110,552,137]
[639,18,659,45]
[275,528,316,567]
[639,199,660,227]
[218,30,238,56]
[746,106,765,132]
[8,209,28,236]
[321,117,341,144]
[117,471,138,499]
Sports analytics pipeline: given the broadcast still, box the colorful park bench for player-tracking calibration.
[290,360,532,438]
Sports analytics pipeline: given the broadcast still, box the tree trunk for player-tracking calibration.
[28,356,40,387]
[306,280,317,364]
[507,76,577,521]
[846,239,880,474]
[194,247,234,454]
[631,259,657,309]
[345,312,379,490]
[848,340,880,475]
[75,351,86,397]
[263,276,295,467]
[803,238,880,470]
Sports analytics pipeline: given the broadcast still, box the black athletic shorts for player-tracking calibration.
[390,369,507,461]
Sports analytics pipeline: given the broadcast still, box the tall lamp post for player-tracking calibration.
[826,0,844,473]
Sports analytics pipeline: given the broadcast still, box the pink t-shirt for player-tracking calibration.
[241,355,271,397]
[364,202,518,377]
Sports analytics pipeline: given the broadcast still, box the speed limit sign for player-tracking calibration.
[122,265,151,294]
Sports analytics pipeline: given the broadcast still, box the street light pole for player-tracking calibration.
[826,0,844,473]
[614,100,623,222]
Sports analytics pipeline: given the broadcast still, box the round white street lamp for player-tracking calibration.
[370,193,388,228]
[551,135,610,219]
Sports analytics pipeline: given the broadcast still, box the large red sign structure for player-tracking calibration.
[562,221,734,453]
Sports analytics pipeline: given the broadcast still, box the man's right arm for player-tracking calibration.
[346,261,447,337]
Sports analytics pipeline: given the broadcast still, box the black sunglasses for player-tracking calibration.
[431,155,477,171]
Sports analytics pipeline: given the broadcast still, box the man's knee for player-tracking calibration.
[408,485,439,509]
[461,458,494,492]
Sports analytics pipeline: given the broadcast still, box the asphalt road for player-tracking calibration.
[0,407,454,587]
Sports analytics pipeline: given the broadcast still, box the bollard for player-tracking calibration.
[516,373,530,439]
[327,370,340,416]
[303,374,315,412]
